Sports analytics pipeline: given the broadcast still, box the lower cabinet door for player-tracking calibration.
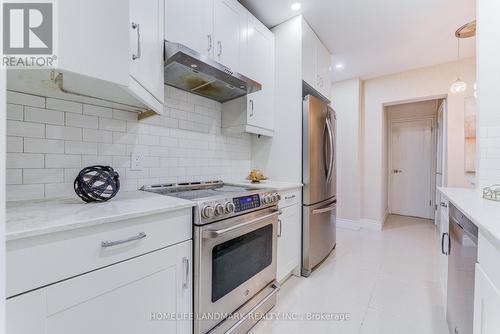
[7,240,192,334]
[474,264,500,334]
[276,204,302,282]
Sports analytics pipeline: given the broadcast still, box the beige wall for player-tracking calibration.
[331,78,362,222]
[477,1,500,186]
[362,58,476,224]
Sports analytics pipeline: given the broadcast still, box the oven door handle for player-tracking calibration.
[202,210,281,239]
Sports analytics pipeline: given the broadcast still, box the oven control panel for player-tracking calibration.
[233,194,261,213]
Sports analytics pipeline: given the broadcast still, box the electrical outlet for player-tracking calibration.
[130,153,144,171]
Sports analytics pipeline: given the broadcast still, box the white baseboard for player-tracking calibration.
[336,218,361,231]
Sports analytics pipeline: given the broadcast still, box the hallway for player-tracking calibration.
[250,215,449,334]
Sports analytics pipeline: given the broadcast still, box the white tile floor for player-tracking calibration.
[250,215,449,334]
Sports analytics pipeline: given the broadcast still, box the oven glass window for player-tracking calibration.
[212,225,273,302]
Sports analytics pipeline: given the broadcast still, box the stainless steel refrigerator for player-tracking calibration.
[302,94,337,277]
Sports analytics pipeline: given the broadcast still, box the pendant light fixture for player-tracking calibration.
[450,38,467,94]
[450,20,476,95]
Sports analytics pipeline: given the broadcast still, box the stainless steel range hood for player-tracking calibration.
[164,41,261,103]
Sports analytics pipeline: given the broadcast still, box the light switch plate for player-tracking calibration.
[130,153,144,171]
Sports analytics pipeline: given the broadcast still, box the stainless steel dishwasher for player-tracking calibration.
[446,204,478,334]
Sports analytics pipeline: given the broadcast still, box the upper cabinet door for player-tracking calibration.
[246,15,275,131]
[165,0,213,56]
[213,0,246,71]
[301,19,317,89]
[130,0,164,102]
[317,42,332,98]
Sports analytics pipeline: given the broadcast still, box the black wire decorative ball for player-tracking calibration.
[74,166,120,203]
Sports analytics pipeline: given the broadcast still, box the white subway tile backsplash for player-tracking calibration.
[7,184,45,201]
[66,113,98,129]
[7,137,23,153]
[7,120,45,138]
[24,138,64,154]
[7,91,45,107]
[7,103,23,120]
[46,98,82,114]
[46,125,83,141]
[6,90,251,201]
[6,169,22,185]
[45,154,81,168]
[99,117,127,132]
[24,169,64,184]
[65,141,98,155]
[7,153,44,169]
[83,104,113,118]
[83,128,113,143]
[25,106,64,125]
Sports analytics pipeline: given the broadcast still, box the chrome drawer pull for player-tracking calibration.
[312,203,336,215]
[285,195,296,200]
[101,232,147,248]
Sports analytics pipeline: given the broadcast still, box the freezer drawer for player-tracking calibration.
[302,198,336,277]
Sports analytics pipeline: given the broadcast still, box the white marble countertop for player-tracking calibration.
[439,187,500,251]
[227,180,303,191]
[6,191,195,241]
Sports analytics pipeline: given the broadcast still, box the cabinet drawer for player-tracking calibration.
[7,209,191,297]
[279,189,301,209]
[478,232,500,291]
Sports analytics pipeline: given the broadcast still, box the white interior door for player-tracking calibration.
[390,119,433,219]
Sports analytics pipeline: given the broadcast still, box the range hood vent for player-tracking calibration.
[164,41,261,103]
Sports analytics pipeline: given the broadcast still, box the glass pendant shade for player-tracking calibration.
[450,78,467,94]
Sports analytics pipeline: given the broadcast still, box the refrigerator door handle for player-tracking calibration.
[325,117,334,183]
[312,202,336,215]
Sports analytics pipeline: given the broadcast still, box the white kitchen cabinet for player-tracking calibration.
[301,19,317,90]
[473,264,500,334]
[130,0,165,103]
[301,18,332,100]
[7,240,192,334]
[7,0,164,115]
[222,13,275,137]
[165,0,212,56]
[276,189,302,282]
[213,0,246,71]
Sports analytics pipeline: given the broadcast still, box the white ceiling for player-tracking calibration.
[239,0,476,82]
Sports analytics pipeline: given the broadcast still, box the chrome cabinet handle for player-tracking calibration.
[441,232,448,255]
[393,169,402,174]
[203,210,281,238]
[207,34,212,52]
[101,232,146,248]
[313,203,336,215]
[217,41,222,57]
[250,99,254,116]
[131,22,141,60]
[182,257,189,289]
[277,219,282,237]
[440,202,448,208]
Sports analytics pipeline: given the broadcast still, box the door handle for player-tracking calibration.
[325,117,334,183]
[217,41,222,57]
[131,22,141,60]
[203,210,281,238]
[441,232,449,255]
[182,257,190,289]
[312,203,336,215]
[207,34,212,52]
[101,232,146,248]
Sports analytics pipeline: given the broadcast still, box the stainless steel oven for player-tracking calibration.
[194,206,280,334]
[141,181,282,334]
